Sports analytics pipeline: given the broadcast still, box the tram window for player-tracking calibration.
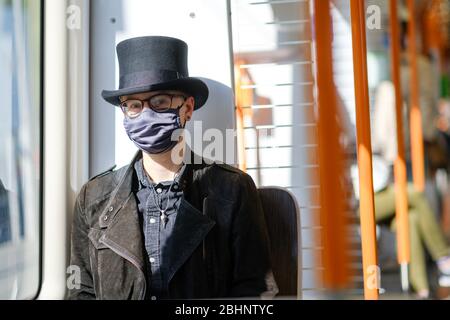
[0,0,42,299]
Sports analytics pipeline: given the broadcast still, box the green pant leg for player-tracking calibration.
[391,210,429,292]
[407,184,450,260]
[374,185,397,222]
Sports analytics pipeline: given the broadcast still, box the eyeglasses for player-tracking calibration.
[119,94,187,118]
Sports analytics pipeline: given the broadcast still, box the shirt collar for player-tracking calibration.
[134,157,187,191]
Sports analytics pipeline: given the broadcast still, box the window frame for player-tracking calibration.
[33,0,45,300]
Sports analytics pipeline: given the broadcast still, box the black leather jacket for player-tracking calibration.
[68,152,278,300]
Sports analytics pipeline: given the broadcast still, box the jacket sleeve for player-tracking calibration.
[229,173,279,299]
[67,185,96,300]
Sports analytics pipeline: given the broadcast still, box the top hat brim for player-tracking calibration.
[101,77,209,110]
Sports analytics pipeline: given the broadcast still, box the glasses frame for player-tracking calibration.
[119,93,188,118]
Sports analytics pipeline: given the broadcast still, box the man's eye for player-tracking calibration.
[129,103,141,110]
[151,96,171,107]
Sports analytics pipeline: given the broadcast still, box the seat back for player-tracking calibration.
[258,187,302,298]
[184,78,238,166]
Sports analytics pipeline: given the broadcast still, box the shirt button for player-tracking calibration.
[149,218,156,224]
[108,206,114,212]
[149,257,155,263]
[151,296,157,300]
[173,184,179,190]
[156,188,163,194]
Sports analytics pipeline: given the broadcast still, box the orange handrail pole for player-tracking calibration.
[407,0,426,192]
[389,0,411,288]
[313,0,351,292]
[350,0,379,300]
[234,61,249,172]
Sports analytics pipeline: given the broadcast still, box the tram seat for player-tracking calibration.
[258,187,301,298]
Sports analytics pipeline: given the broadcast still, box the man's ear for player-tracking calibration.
[185,96,195,120]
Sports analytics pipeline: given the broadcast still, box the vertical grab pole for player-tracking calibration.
[407,0,426,192]
[389,0,411,293]
[313,0,351,293]
[234,61,249,172]
[349,0,379,300]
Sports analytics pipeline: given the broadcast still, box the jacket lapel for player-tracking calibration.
[97,152,146,274]
[162,158,216,283]
[163,196,216,284]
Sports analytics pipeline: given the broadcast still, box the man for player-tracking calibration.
[68,36,278,300]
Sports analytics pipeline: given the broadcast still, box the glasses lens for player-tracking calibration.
[122,100,143,118]
[149,94,172,112]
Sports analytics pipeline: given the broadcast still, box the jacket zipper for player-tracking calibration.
[101,238,147,300]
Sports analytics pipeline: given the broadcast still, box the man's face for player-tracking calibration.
[120,90,195,126]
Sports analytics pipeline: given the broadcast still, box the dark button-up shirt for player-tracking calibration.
[133,159,186,300]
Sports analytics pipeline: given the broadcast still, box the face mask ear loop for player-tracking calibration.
[172,95,191,128]
[176,103,190,129]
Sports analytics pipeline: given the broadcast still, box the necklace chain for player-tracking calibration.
[145,164,183,228]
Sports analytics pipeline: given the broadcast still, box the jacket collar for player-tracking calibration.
[98,150,215,281]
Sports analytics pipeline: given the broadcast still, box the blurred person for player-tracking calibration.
[398,17,446,219]
[369,9,450,297]
[436,92,450,239]
[372,81,450,299]
[373,11,443,178]
[68,36,278,300]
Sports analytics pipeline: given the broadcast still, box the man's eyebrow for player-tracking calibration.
[121,91,188,101]
[120,93,155,101]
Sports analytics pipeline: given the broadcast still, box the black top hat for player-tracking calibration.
[102,36,209,109]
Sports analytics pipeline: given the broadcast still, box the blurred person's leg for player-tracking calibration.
[374,185,396,222]
[407,184,450,261]
[373,185,428,294]
[373,185,450,292]
[391,210,429,295]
